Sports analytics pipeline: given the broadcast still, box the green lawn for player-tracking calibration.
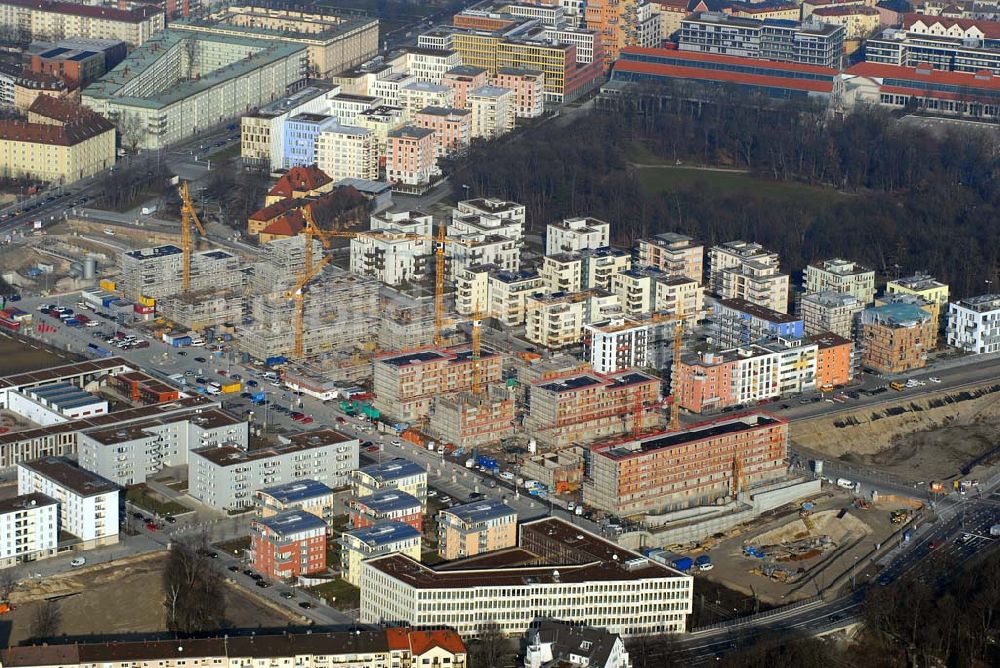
[636,165,848,206]
[309,579,361,610]
[125,485,189,516]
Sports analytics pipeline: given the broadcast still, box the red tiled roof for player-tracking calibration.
[3,0,162,22]
[847,61,1000,91]
[267,165,333,199]
[406,630,466,657]
[620,46,840,76]
[0,114,114,146]
[249,196,302,222]
[903,12,1000,39]
[260,211,305,237]
[614,58,835,94]
[384,628,410,651]
[28,94,94,124]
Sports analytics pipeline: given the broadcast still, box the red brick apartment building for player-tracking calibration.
[583,413,789,516]
[250,510,327,581]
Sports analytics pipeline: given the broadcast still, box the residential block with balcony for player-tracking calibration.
[437,498,517,560]
[250,510,327,581]
[947,294,1000,354]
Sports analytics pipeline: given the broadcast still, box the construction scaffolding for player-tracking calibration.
[429,384,516,449]
[157,287,246,331]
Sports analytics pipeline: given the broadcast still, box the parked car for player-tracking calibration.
[70,557,86,567]
[280,591,295,599]
[255,580,271,588]
[298,601,314,609]
[227,565,240,572]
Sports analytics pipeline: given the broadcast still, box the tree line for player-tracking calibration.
[444,85,1000,298]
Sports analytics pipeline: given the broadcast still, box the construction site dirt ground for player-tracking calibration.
[0,333,78,375]
[3,553,299,645]
[791,382,1000,484]
[697,489,908,605]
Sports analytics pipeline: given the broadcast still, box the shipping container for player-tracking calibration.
[99,279,116,292]
[669,557,693,572]
[221,381,241,393]
[265,355,288,367]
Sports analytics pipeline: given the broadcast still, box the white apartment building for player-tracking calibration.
[399,82,455,119]
[540,253,583,294]
[0,493,58,568]
[372,210,434,238]
[469,85,516,139]
[456,265,544,325]
[388,47,462,84]
[585,318,649,373]
[340,521,422,586]
[360,518,693,639]
[453,198,525,238]
[708,241,789,313]
[327,93,382,125]
[611,269,657,316]
[241,85,334,170]
[800,291,864,339]
[370,72,417,107]
[582,247,632,291]
[350,230,431,286]
[449,234,521,278]
[456,265,492,316]
[188,429,359,512]
[542,26,599,64]
[804,258,876,305]
[635,232,704,283]
[315,125,378,182]
[356,104,407,157]
[654,275,704,324]
[18,457,119,549]
[947,294,1000,354]
[526,291,621,349]
[352,458,428,503]
[546,217,611,253]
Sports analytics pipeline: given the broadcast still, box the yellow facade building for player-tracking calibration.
[0,0,164,46]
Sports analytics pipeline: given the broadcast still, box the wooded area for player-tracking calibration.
[445,89,1000,297]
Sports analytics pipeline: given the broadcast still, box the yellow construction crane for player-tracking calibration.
[646,301,687,431]
[178,181,207,293]
[289,207,336,358]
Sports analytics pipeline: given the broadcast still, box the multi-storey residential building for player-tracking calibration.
[468,85,516,138]
[356,104,407,157]
[0,631,468,668]
[442,64,490,108]
[886,273,950,312]
[491,67,545,117]
[118,244,245,300]
[0,0,164,46]
[17,457,118,549]
[708,240,789,313]
[327,93,382,125]
[635,232,704,283]
[584,413,788,514]
[0,493,58,568]
[713,298,804,348]
[810,332,855,389]
[373,346,504,421]
[679,12,845,68]
[0,94,115,183]
[524,370,661,447]
[811,5,880,39]
[456,265,545,324]
[340,520,422,586]
[859,302,935,373]
[804,258,876,305]
[361,518,692,638]
[449,233,522,278]
[350,490,423,531]
[865,14,1000,75]
[188,429,359,512]
[947,294,1000,354]
[251,510,327,581]
[546,217,611,253]
[351,458,428,503]
[877,292,941,347]
[585,0,662,67]
[653,275,703,324]
[437,498,517,560]
[525,621,631,668]
[315,124,378,182]
[415,106,471,156]
[254,479,336,522]
[282,113,338,169]
[429,388,517,448]
[800,291,864,339]
[399,82,456,119]
[585,318,649,373]
[240,85,335,170]
[540,252,584,294]
[388,46,463,84]
[611,268,658,316]
[525,290,621,350]
[386,125,438,187]
[371,72,418,107]
[582,247,632,291]
[350,230,431,286]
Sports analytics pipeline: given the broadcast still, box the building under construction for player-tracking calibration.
[156,288,245,331]
[429,385,516,448]
[248,236,324,295]
[523,370,663,449]
[241,266,380,362]
[373,345,504,422]
[378,293,438,352]
[118,245,245,300]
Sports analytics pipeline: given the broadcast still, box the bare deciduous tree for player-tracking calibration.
[30,601,61,639]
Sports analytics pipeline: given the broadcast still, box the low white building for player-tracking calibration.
[189,429,359,512]
[18,457,119,549]
[524,621,631,668]
[0,493,58,568]
[546,217,610,254]
[947,294,1000,354]
[315,124,378,182]
[360,517,692,639]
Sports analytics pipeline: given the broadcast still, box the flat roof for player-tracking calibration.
[353,489,422,514]
[84,408,241,446]
[716,297,801,324]
[0,493,57,514]
[253,85,333,118]
[442,498,516,524]
[537,370,655,394]
[357,458,424,483]
[596,413,784,461]
[257,509,327,536]
[192,428,352,467]
[257,479,334,504]
[345,520,421,547]
[19,457,117,496]
[0,357,129,391]
[174,11,376,43]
